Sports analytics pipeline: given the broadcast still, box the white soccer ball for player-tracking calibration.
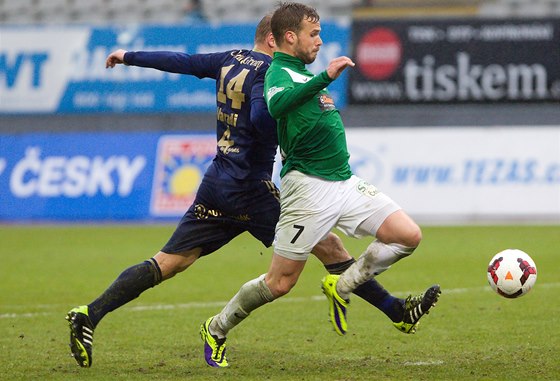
[487,249,537,298]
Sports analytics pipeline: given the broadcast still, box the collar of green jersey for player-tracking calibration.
[273,52,305,70]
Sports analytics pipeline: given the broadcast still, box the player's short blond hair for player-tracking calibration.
[254,14,272,45]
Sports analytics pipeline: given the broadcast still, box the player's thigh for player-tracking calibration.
[376,209,422,247]
[274,171,339,260]
[162,209,244,257]
[244,180,281,247]
[337,176,401,238]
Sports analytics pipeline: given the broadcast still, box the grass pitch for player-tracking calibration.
[0,224,559,380]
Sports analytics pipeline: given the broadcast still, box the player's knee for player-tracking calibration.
[390,225,422,259]
[387,221,422,249]
[325,233,348,257]
[312,232,351,264]
[404,224,422,249]
[377,210,422,249]
[171,260,191,274]
[267,276,297,298]
[155,250,200,279]
[272,282,294,297]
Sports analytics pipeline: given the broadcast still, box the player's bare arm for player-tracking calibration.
[326,56,355,80]
[105,49,128,68]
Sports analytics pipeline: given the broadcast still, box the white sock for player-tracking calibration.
[210,274,275,338]
[337,241,415,299]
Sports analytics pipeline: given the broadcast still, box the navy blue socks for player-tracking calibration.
[88,258,162,327]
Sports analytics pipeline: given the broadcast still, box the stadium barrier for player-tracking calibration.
[0,22,349,114]
[344,126,560,223]
[350,17,560,104]
[1,128,558,223]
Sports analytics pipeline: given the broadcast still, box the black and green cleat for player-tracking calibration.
[66,305,94,367]
[393,285,441,334]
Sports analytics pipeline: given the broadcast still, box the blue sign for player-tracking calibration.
[0,132,216,221]
[0,22,349,114]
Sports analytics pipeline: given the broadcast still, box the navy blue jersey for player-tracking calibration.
[125,50,277,182]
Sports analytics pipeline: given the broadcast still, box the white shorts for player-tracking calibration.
[273,170,401,261]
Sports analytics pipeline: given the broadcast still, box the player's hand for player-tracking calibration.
[105,49,128,68]
[326,56,355,80]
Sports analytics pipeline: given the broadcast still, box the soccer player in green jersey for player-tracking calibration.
[201,2,440,367]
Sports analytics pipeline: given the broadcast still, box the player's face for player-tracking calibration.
[293,18,322,64]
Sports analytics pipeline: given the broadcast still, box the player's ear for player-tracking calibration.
[285,30,296,45]
[267,32,276,50]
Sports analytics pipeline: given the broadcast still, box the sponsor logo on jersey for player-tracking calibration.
[194,203,223,219]
[318,93,336,111]
[266,86,284,101]
[356,179,380,198]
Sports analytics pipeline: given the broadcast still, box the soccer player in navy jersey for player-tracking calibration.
[66,15,415,369]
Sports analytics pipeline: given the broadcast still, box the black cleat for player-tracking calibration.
[66,306,94,367]
[393,285,441,334]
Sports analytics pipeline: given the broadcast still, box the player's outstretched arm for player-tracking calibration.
[326,56,355,80]
[106,49,128,68]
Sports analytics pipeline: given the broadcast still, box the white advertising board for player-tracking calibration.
[0,27,91,112]
[344,127,560,223]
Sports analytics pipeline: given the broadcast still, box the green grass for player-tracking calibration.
[1,225,559,380]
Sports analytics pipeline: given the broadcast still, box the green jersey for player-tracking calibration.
[264,52,352,181]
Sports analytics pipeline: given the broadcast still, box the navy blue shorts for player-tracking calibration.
[161,175,280,257]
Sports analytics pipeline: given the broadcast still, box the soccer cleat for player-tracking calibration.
[66,305,94,367]
[200,317,228,368]
[393,284,441,334]
[321,274,349,336]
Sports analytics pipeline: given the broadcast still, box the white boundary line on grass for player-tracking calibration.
[2,282,559,319]
[404,360,445,366]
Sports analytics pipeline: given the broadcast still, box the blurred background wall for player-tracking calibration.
[1,0,559,223]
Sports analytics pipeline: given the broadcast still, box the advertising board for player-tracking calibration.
[350,18,560,104]
[0,22,348,114]
[345,127,560,222]
[1,127,557,222]
[0,132,214,220]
